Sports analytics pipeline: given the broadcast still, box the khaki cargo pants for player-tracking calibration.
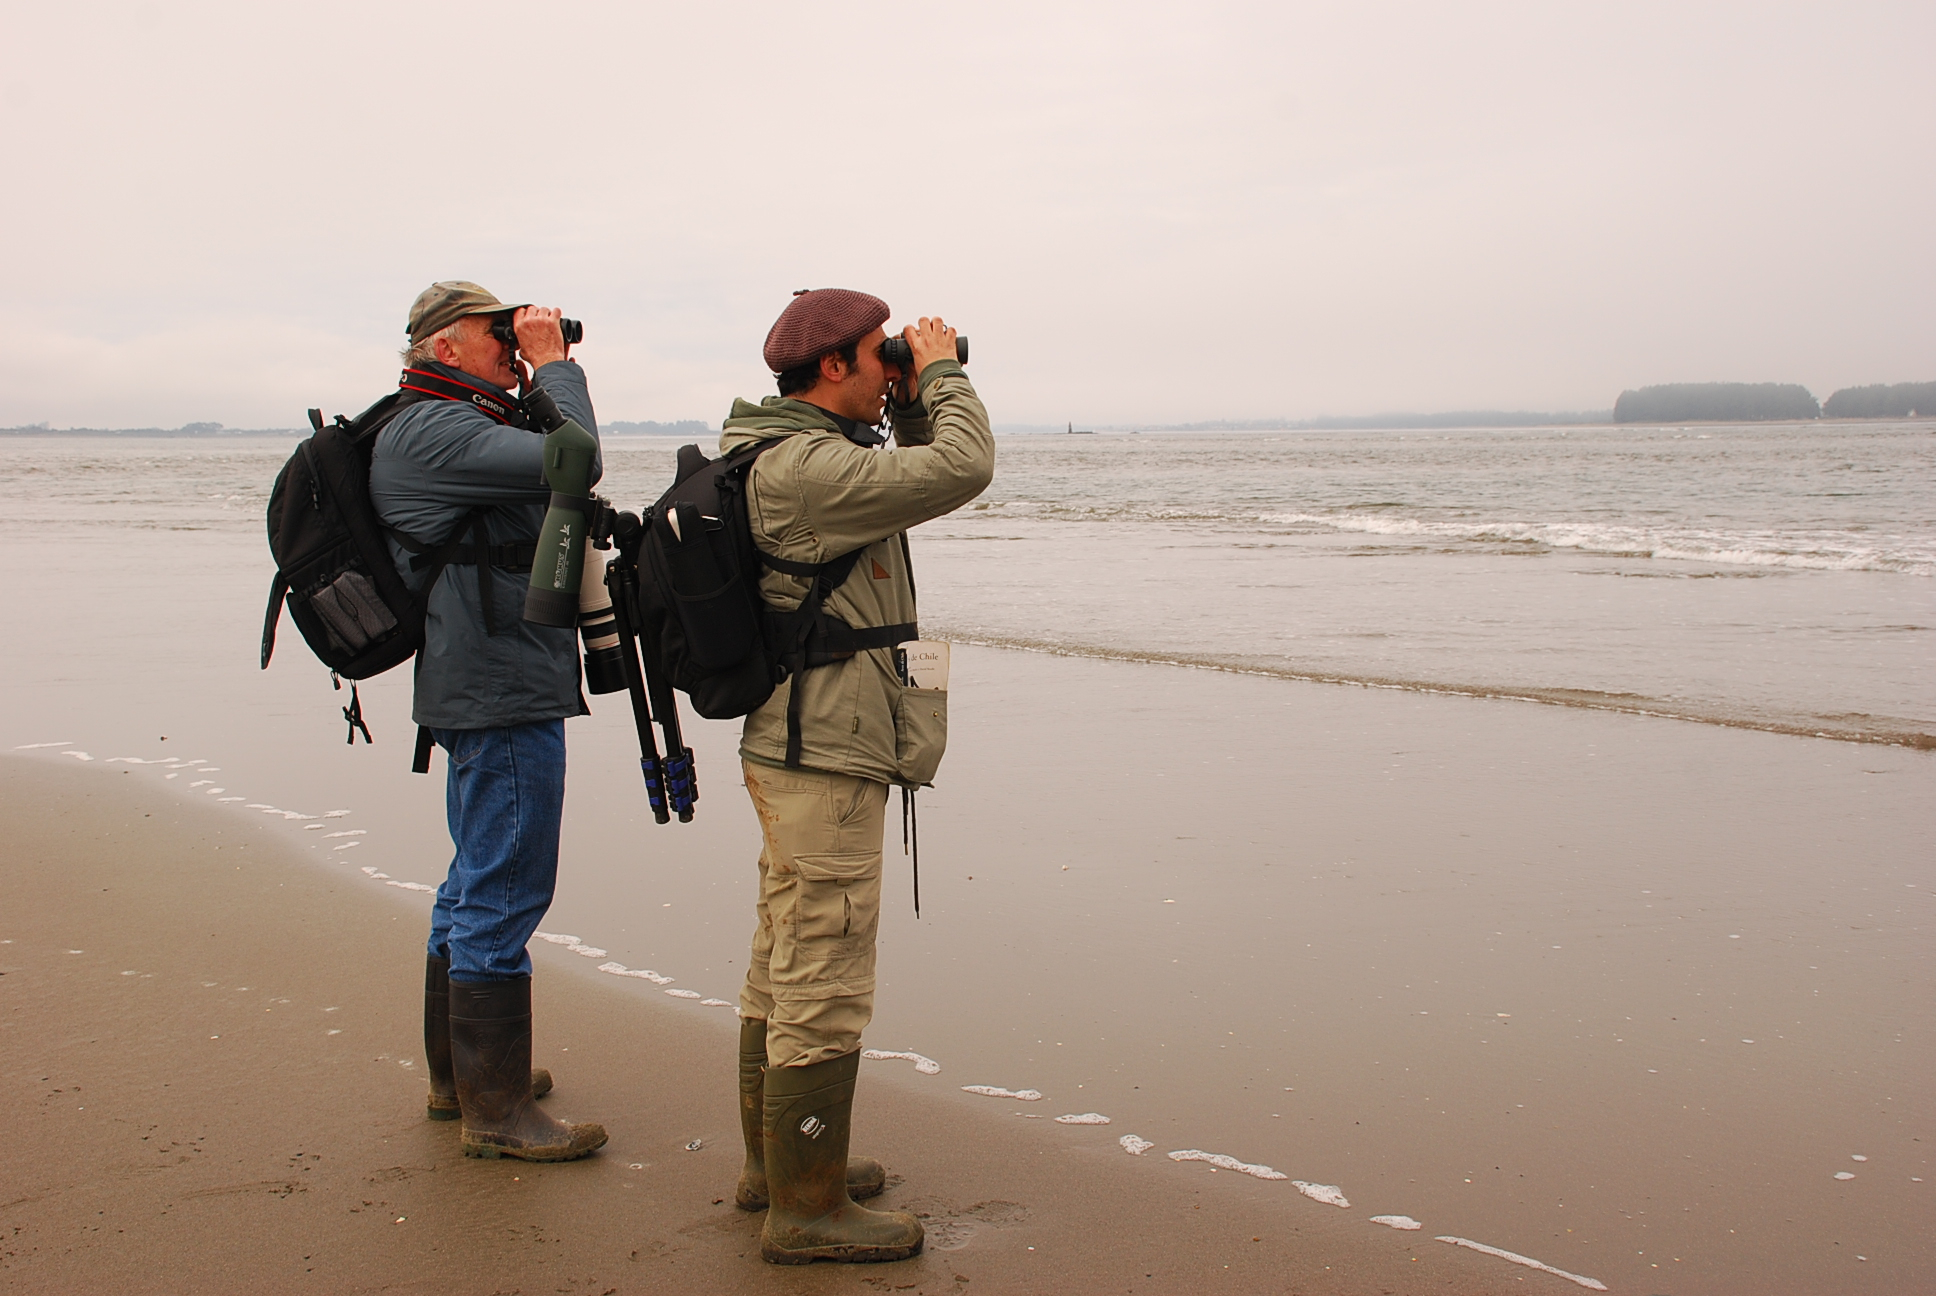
[738,760,888,1070]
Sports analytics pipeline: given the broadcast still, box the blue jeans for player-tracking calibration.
[427,721,566,982]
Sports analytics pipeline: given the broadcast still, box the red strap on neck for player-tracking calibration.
[397,367,527,427]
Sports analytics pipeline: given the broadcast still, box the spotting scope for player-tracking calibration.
[522,387,599,628]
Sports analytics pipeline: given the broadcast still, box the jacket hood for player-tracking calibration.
[719,396,842,454]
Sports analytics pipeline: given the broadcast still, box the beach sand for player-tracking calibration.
[3,754,1503,1295]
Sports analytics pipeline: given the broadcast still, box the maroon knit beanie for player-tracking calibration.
[763,288,891,374]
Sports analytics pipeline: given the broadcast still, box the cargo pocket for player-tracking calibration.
[894,686,948,786]
[308,569,397,654]
[788,851,881,992]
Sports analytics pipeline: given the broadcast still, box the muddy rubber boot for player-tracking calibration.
[449,976,606,1162]
[760,1051,921,1264]
[735,1018,886,1210]
[424,956,550,1120]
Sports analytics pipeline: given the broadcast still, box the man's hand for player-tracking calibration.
[890,316,955,407]
[904,316,956,375]
[514,306,569,370]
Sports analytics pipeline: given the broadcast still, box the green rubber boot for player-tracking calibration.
[424,956,550,1120]
[760,1051,922,1264]
[735,1018,887,1210]
[449,976,606,1162]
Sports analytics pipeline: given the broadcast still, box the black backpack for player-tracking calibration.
[628,439,916,764]
[261,387,508,742]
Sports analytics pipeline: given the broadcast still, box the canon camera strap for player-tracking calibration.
[396,365,530,428]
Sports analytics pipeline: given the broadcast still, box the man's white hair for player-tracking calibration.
[400,315,479,367]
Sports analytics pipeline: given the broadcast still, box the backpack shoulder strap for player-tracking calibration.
[260,570,289,669]
[345,388,432,445]
[731,438,863,585]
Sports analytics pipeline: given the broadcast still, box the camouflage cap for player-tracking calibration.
[406,281,530,344]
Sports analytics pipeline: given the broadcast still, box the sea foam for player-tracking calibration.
[532,932,605,958]
[1292,1180,1350,1207]
[962,1085,1043,1101]
[596,962,674,984]
[861,1049,942,1074]
[1166,1150,1288,1181]
[1436,1237,1606,1290]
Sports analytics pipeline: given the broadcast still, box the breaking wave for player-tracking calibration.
[958,500,1934,576]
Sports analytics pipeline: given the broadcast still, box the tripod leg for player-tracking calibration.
[610,561,668,824]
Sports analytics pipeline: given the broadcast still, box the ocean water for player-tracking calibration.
[11,419,1930,745]
[908,423,1935,747]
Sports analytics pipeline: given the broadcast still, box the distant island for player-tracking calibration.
[1609,380,1935,423]
[1613,383,1820,423]
[1822,381,1936,419]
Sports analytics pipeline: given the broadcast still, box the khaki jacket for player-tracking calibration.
[718,359,993,784]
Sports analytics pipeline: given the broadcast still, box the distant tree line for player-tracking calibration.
[1822,381,1936,419]
[1613,383,1820,423]
[0,422,298,436]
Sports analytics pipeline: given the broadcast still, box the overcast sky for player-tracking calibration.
[3,0,1931,428]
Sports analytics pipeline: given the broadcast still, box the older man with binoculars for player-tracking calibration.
[369,281,608,1163]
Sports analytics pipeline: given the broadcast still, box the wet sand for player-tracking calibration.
[2,755,1504,1295]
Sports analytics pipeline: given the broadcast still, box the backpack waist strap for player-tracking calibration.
[390,511,526,635]
[411,541,537,574]
[802,616,918,662]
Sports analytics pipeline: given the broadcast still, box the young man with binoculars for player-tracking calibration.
[723,288,995,1264]
[368,280,608,1163]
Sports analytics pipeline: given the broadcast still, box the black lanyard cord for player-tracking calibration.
[901,785,920,917]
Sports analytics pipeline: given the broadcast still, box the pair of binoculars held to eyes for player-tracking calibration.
[880,334,968,369]
[490,316,585,347]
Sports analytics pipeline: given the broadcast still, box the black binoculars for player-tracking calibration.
[491,316,585,347]
[880,334,968,369]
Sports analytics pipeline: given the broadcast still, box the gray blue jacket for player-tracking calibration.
[369,361,600,730]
